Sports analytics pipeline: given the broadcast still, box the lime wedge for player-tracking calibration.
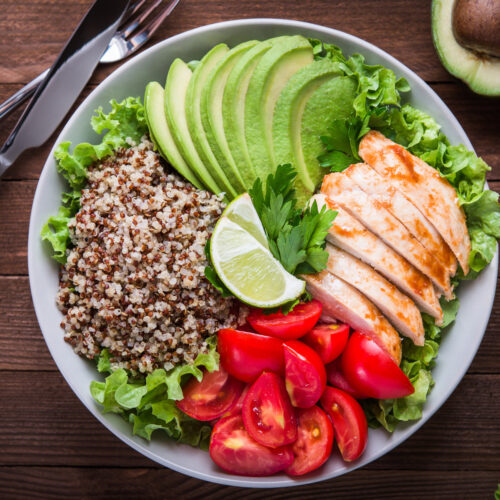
[223,193,268,249]
[210,216,305,308]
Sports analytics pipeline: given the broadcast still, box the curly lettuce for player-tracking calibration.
[41,97,147,263]
[90,337,219,449]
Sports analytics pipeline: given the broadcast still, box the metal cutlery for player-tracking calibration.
[0,0,180,121]
[0,0,132,175]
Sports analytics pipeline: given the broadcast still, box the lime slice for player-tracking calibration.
[223,193,268,249]
[210,216,305,308]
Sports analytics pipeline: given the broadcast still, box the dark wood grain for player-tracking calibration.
[0,0,499,498]
[0,467,498,500]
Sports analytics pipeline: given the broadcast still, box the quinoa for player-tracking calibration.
[56,138,239,374]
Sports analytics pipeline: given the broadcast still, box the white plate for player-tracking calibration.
[28,19,498,488]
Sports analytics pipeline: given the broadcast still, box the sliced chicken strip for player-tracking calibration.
[311,194,443,323]
[344,162,457,277]
[359,130,471,274]
[325,244,424,346]
[321,172,453,299]
[303,271,402,363]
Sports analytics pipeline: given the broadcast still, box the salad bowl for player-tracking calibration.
[27,18,498,487]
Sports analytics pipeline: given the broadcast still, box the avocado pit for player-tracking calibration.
[452,0,500,58]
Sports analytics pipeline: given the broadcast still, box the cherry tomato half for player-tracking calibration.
[302,323,349,364]
[283,340,327,408]
[341,331,415,399]
[285,406,334,476]
[176,367,245,421]
[247,300,323,340]
[220,384,250,419]
[209,414,294,476]
[242,371,297,448]
[320,386,368,462]
[326,359,367,400]
[218,328,284,383]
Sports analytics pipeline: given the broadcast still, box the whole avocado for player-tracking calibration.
[432,0,500,96]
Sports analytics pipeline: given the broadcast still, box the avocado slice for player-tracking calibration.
[432,0,500,96]
[165,59,222,194]
[201,41,259,194]
[186,44,238,199]
[222,38,278,190]
[273,60,345,205]
[144,81,203,190]
[244,36,314,182]
[301,76,357,186]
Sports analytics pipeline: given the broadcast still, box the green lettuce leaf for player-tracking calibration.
[90,336,218,449]
[41,96,148,263]
[40,206,73,264]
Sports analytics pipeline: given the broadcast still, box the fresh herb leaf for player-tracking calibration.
[249,165,337,276]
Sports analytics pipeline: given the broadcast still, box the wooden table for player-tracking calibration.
[0,1,499,498]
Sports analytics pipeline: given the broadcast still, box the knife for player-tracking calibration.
[0,0,131,176]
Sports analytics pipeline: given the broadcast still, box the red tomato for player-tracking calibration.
[176,367,245,421]
[209,414,294,476]
[320,386,368,462]
[283,340,327,408]
[242,371,297,448]
[218,328,284,383]
[246,300,323,340]
[341,331,415,399]
[302,323,349,364]
[285,406,334,476]
[220,384,250,419]
[326,359,367,400]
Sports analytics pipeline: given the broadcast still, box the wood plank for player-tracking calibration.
[0,180,35,275]
[0,277,54,371]
[0,467,498,500]
[0,371,499,469]
[0,0,452,85]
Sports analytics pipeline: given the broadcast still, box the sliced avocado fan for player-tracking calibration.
[222,38,280,190]
[144,81,203,190]
[432,0,500,96]
[186,44,238,199]
[201,41,260,195]
[165,59,222,194]
[244,35,314,183]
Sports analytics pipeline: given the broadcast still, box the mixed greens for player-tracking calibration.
[90,338,218,447]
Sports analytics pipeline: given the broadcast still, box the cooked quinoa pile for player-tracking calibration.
[56,138,238,374]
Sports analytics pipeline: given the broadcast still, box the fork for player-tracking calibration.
[0,0,180,121]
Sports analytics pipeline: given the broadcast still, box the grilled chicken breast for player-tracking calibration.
[325,244,425,345]
[321,173,453,299]
[359,130,471,274]
[344,162,457,277]
[303,271,402,363]
[311,194,443,323]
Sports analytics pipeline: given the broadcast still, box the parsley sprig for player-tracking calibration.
[249,164,337,275]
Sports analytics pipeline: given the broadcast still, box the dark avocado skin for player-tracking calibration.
[452,0,500,57]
